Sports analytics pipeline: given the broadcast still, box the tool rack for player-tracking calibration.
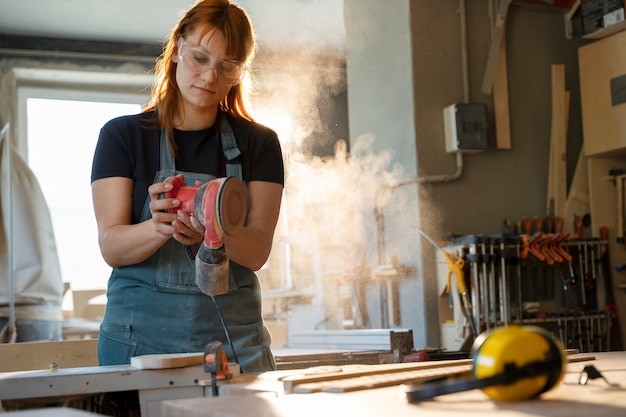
[441,231,615,353]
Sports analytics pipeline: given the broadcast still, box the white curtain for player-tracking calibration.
[0,127,63,313]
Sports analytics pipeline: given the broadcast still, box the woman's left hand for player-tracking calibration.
[172,209,205,245]
[171,180,206,245]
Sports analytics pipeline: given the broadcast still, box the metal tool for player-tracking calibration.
[479,237,491,329]
[468,241,483,331]
[499,236,510,326]
[419,230,478,338]
[578,365,618,387]
[164,175,247,296]
[616,174,626,244]
[204,340,230,397]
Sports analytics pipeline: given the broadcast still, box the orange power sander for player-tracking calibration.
[164,175,247,296]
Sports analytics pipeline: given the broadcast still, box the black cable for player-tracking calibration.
[404,369,515,403]
[404,360,551,403]
[210,295,240,366]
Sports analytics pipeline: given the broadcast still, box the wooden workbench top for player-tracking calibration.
[162,351,626,417]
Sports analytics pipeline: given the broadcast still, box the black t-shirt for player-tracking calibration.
[91,111,284,223]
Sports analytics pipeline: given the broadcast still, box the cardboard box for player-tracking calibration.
[581,0,625,36]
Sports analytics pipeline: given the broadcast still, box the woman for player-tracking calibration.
[91,0,283,373]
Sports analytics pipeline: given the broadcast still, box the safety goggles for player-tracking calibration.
[178,38,247,86]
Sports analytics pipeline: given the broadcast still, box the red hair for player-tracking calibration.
[144,0,257,154]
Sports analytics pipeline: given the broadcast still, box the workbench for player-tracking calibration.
[2,351,625,416]
[161,351,626,417]
[0,361,208,416]
[0,330,411,416]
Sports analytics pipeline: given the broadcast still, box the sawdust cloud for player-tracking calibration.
[252,50,415,295]
[283,135,404,283]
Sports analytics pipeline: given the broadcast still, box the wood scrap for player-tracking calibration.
[0,339,98,372]
[280,359,473,393]
[130,352,204,369]
[563,151,590,234]
[494,31,511,149]
[547,64,568,219]
[482,0,513,95]
[282,352,596,394]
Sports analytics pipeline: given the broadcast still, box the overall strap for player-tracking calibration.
[160,128,175,171]
[161,117,242,179]
[219,115,243,180]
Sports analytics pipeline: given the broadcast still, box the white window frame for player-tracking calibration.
[11,67,152,295]
[15,67,152,160]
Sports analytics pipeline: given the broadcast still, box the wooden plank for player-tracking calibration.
[579,30,626,156]
[548,88,570,218]
[548,128,554,216]
[294,364,473,393]
[583,19,626,40]
[282,352,594,394]
[0,339,98,372]
[281,359,473,392]
[302,356,595,394]
[550,64,568,219]
[71,289,106,320]
[494,31,511,149]
[482,0,512,95]
[563,150,590,234]
[130,352,204,370]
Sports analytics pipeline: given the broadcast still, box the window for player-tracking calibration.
[20,87,147,292]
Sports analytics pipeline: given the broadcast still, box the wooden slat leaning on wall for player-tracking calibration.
[0,339,98,372]
[547,64,568,219]
[494,32,511,150]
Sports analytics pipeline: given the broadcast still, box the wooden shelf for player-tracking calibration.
[583,20,626,40]
[579,29,626,156]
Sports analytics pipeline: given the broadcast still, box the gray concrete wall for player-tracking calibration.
[345,0,590,348]
[411,1,588,238]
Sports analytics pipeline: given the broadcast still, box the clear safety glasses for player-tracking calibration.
[178,38,247,86]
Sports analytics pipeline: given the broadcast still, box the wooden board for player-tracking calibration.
[547,88,570,218]
[583,20,626,40]
[280,352,593,394]
[130,352,204,369]
[71,289,106,320]
[549,64,568,219]
[579,29,626,156]
[481,0,512,95]
[0,339,98,372]
[563,150,590,234]
[494,32,511,150]
[281,359,473,392]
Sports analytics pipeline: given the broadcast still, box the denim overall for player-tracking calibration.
[97,116,275,373]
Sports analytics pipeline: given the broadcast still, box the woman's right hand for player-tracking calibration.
[148,180,180,237]
[93,177,176,268]
[149,177,206,246]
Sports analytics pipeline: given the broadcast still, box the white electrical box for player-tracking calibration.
[443,103,488,153]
